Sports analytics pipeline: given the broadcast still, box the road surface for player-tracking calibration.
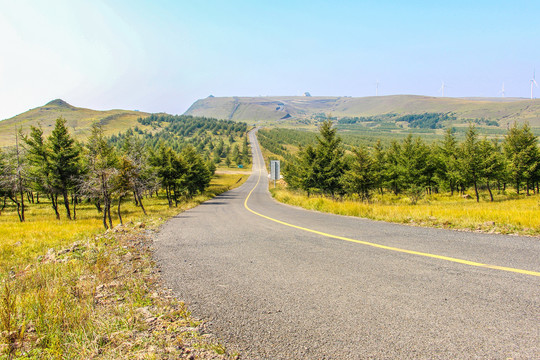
[155,129,540,359]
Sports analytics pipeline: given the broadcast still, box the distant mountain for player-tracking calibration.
[185,95,540,126]
[0,99,149,147]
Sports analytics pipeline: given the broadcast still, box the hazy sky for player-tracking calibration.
[1,0,539,119]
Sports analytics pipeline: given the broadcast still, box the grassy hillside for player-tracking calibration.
[0,99,149,147]
[184,95,540,127]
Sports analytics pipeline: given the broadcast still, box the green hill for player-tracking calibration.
[185,95,540,127]
[0,99,149,147]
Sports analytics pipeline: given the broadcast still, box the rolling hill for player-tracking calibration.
[0,99,149,147]
[185,95,540,127]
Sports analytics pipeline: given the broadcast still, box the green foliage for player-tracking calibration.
[461,125,483,202]
[338,112,456,129]
[504,122,539,194]
[181,146,212,198]
[8,115,229,228]
[263,122,540,203]
[284,120,345,196]
[313,120,346,196]
[47,117,83,220]
[341,147,374,200]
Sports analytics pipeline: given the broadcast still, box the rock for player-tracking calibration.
[136,306,152,318]
[43,248,56,262]
[58,248,71,255]
[145,316,157,324]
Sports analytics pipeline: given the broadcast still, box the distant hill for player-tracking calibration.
[0,99,149,147]
[184,95,540,126]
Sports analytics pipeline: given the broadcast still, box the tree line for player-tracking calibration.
[282,120,539,203]
[0,117,218,227]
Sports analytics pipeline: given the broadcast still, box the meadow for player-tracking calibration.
[271,187,540,236]
[0,173,247,359]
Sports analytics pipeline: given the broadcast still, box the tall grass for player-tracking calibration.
[0,173,247,358]
[271,187,540,236]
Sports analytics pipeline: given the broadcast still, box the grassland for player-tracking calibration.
[271,187,540,236]
[0,99,149,147]
[185,95,540,127]
[0,173,247,358]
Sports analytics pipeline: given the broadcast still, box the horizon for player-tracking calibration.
[4,93,537,121]
[1,1,539,120]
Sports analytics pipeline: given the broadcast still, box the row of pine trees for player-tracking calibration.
[0,118,214,227]
[283,120,540,203]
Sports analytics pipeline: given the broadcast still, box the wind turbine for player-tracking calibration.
[439,81,446,97]
[376,80,379,96]
[531,70,538,99]
[499,82,505,98]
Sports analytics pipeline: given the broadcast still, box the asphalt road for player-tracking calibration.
[155,129,540,359]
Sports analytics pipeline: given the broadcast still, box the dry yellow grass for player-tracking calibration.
[0,173,247,358]
[0,173,247,273]
[271,188,540,236]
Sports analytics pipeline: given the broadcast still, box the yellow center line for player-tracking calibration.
[245,136,540,277]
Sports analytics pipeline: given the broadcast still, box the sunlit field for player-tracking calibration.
[0,173,247,358]
[271,187,540,236]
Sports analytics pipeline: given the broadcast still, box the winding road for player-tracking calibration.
[155,129,539,359]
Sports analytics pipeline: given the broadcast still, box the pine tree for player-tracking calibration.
[312,119,345,197]
[22,125,60,218]
[385,140,403,195]
[439,128,462,195]
[461,125,482,202]
[504,122,539,195]
[181,145,211,198]
[372,140,386,195]
[341,147,374,201]
[479,138,505,201]
[47,117,82,219]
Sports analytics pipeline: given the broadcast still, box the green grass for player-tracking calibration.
[185,95,540,128]
[0,173,247,358]
[271,187,540,236]
[0,99,149,147]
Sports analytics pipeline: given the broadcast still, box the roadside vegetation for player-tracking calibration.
[260,120,540,235]
[0,115,249,358]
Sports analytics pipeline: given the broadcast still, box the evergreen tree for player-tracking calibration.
[437,128,462,195]
[341,147,374,200]
[400,135,430,201]
[479,138,505,201]
[283,144,317,195]
[22,125,60,218]
[461,125,482,202]
[384,140,403,195]
[242,135,250,164]
[371,140,386,195]
[312,120,345,197]
[181,145,212,198]
[504,122,539,195]
[150,144,184,207]
[47,117,82,219]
